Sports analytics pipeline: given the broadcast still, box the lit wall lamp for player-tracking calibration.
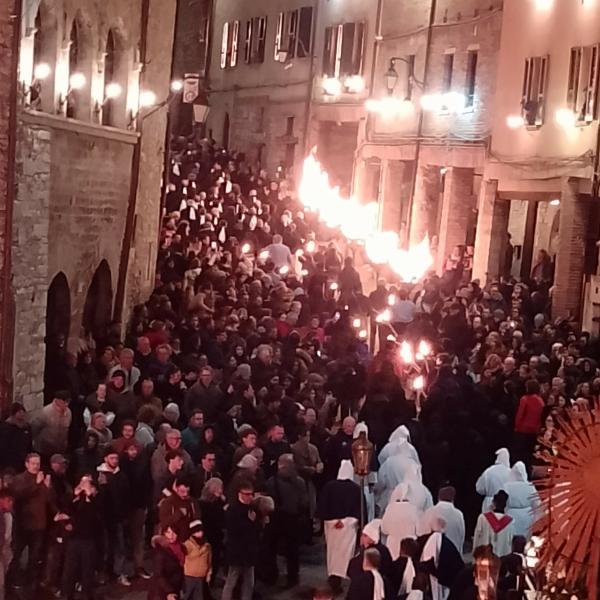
[93,82,122,119]
[58,72,86,112]
[384,57,422,98]
[20,62,52,107]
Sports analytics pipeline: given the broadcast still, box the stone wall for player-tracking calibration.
[13,113,137,409]
[0,0,19,409]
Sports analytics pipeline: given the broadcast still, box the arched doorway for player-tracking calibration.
[44,272,71,401]
[82,260,113,347]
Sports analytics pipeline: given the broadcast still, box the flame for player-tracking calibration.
[300,153,432,282]
[400,341,413,364]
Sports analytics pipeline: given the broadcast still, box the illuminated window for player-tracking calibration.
[245,16,268,64]
[521,55,549,127]
[568,44,600,122]
[322,22,365,78]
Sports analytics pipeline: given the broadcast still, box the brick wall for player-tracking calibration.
[13,115,136,409]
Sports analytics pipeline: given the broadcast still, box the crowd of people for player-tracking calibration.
[0,132,597,600]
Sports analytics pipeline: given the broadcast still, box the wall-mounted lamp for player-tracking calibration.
[58,72,86,112]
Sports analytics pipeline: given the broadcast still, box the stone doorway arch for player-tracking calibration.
[82,260,113,347]
[44,272,71,401]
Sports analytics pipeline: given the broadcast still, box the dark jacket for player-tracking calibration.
[184,382,223,422]
[317,478,363,522]
[68,492,102,540]
[149,535,184,600]
[0,420,32,472]
[121,453,152,510]
[265,471,308,517]
[11,471,54,531]
[97,465,131,522]
[346,570,393,600]
[199,497,225,549]
[158,492,200,537]
[261,439,292,479]
[224,499,261,567]
[347,543,394,582]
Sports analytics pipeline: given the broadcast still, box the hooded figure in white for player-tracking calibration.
[475,448,512,511]
[378,425,420,465]
[504,461,540,537]
[381,483,419,560]
[403,462,434,513]
[376,448,423,512]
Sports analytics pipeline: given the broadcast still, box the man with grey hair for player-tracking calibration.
[264,453,308,587]
[109,348,140,392]
[262,233,293,270]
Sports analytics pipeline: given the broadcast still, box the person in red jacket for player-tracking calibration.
[513,379,545,468]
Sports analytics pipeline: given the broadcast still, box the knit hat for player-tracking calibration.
[189,520,204,536]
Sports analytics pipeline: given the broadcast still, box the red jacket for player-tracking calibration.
[515,394,545,434]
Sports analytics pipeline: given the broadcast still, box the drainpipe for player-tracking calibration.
[405,0,437,246]
[0,0,22,409]
[113,0,151,327]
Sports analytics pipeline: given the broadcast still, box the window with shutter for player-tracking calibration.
[567,45,600,123]
[521,55,549,127]
[442,53,454,93]
[286,10,299,58]
[230,21,240,67]
[465,50,478,108]
[251,16,267,63]
[351,22,365,75]
[322,27,337,76]
[244,20,253,63]
[221,22,229,69]
[275,12,285,60]
[339,23,356,78]
[297,7,313,59]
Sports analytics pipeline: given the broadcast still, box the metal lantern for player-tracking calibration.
[352,431,373,477]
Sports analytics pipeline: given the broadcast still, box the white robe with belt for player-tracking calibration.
[324,517,358,578]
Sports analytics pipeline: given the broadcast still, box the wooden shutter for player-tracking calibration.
[587,44,600,120]
[352,22,365,75]
[220,22,229,69]
[339,23,356,77]
[230,21,239,67]
[322,27,336,76]
[244,20,252,63]
[536,55,549,126]
[297,6,313,59]
[286,9,298,58]
[275,12,285,60]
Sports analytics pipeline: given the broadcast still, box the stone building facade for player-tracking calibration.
[206,0,319,176]
[0,0,20,408]
[11,0,176,409]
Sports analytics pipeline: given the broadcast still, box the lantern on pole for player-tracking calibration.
[352,429,373,530]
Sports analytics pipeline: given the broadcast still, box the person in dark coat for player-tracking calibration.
[221,482,261,600]
[346,547,393,600]
[261,423,291,479]
[322,416,355,480]
[184,367,223,422]
[97,448,132,585]
[198,478,226,584]
[263,453,308,587]
[0,403,31,473]
[347,519,394,583]
[61,475,103,600]
[149,524,185,600]
[120,442,153,579]
[72,430,102,480]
